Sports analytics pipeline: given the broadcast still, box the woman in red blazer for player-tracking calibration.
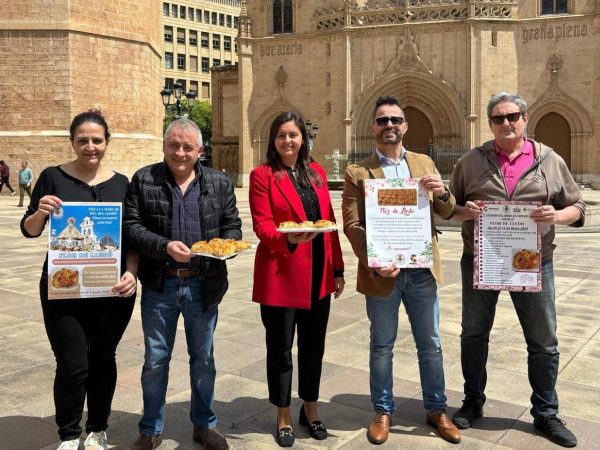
[249,111,344,447]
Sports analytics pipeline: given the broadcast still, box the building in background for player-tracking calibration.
[160,0,241,101]
[0,0,164,180]
[211,1,600,188]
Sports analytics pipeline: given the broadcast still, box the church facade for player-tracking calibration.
[211,1,600,187]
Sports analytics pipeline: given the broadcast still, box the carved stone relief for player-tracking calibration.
[275,65,288,101]
[313,0,516,31]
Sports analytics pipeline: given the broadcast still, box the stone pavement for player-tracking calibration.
[1,188,599,450]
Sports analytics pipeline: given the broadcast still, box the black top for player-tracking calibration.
[20,166,130,274]
[286,168,325,300]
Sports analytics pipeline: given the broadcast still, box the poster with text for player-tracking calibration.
[474,201,541,291]
[365,178,432,269]
[48,202,122,299]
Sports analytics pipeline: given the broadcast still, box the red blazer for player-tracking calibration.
[249,162,344,309]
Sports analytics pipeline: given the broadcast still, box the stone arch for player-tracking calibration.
[351,71,465,155]
[528,97,593,180]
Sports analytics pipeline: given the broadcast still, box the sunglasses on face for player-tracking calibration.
[490,112,521,125]
[375,116,405,126]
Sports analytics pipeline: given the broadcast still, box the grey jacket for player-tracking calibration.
[450,139,585,260]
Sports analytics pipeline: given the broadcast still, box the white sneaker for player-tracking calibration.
[57,439,80,450]
[11,191,15,196]
[83,431,108,450]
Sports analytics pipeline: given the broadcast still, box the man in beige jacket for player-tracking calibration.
[342,96,459,445]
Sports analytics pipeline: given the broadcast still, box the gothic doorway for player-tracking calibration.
[403,106,433,153]
[534,112,571,169]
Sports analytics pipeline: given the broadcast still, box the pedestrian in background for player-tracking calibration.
[18,160,34,207]
[0,160,16,196]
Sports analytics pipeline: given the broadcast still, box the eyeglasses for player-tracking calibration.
[375,116,405,126]
[490,112,521,125]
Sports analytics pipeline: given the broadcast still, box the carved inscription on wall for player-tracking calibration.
[260,41,303,57]
[522,23,588,44]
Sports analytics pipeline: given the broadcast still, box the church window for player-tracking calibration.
[541,0,568,15]
[273,0,293,34]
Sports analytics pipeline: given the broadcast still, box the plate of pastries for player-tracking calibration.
[191,238,255,259]
[276,219,338,233]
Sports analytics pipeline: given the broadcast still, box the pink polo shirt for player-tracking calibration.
[494,138,535,198]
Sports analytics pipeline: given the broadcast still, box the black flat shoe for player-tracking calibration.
[276,423,294,447]
[299,404,328,440]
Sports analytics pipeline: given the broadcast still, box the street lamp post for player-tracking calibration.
[305,119,319,151]
[160,80,197,119]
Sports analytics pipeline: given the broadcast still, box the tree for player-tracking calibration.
[163,100,212,146]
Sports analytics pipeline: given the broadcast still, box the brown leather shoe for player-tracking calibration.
[193,426,229,450]
[129,433,162,450]
[427,410,461,444]
[367,412,391,444]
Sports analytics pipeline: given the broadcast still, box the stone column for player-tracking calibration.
[236,1,254,187]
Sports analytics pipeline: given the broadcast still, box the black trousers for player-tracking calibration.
[260,294,331,407]
[0,175,14,193]
[40,275,135,440]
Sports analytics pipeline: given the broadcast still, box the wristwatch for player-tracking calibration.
[438,190,450,202]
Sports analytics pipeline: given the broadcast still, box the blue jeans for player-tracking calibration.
[366,269,447,414]
[139,277,218,435]
[460,254,559,418]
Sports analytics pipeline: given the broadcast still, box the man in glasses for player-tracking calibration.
[124,119,241,450]
[449,93,585,447]
[342,96,460,445]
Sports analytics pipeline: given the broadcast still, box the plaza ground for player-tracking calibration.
[1,189,599,449]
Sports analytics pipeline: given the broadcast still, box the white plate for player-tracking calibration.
[191,245,256,260]
[277,227,338,233]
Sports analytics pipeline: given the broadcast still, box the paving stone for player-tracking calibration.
[2,190,600,449]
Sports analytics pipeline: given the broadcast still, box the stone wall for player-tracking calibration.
[0,0,164,186]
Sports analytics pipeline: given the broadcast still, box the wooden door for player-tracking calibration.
[534,112,571,168]
[403,106,433,154]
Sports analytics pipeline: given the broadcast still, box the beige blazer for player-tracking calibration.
[342,152,456,297]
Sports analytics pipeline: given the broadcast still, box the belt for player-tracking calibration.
[165,268,201,278]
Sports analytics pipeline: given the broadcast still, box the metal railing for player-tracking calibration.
[347,146,468,179]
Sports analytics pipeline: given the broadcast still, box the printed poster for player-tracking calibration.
[364,178,432,269]
[474,201,542,291]
[48,202,122,299]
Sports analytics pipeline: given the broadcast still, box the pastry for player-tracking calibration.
[278,221,299,229]
[314,219,335,228]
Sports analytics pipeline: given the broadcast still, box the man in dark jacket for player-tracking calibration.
[124,118,241,450]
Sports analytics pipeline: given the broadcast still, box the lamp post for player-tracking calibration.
[305,119,319,151]
[160,80,197,119]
